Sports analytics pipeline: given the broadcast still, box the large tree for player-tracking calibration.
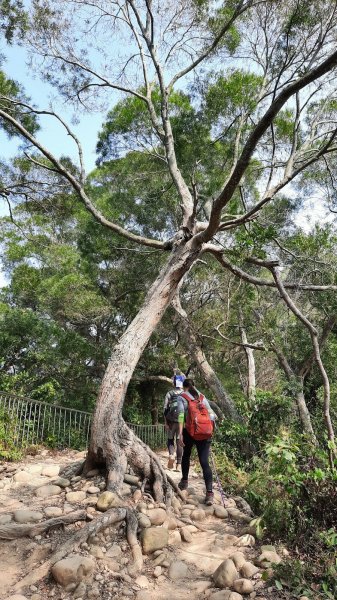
[1,0,337,495]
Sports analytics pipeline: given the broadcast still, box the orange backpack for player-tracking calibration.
[180,392,214,440]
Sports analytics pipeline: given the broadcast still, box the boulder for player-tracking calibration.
[52,554,95,587]
[66,491,86,503]
[147,508,167,526]
[233,579,254,594]
[213,559,238,588]
[96,491,122,511]
[140,527,169,554]
[14,510,43,524]
[230,553,246,570]
[240,562,259,578]
[214,506,228,519]
[34,485,62,498]
[168,560,189,580]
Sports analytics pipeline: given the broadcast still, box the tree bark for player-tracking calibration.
[239,324,256,404]
[295,377,316,438]
[172,294,243,423]
[84,242,201,493]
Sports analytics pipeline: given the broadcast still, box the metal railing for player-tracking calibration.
[0,391,166,450]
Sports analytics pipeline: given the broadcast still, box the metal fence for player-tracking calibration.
[0,391,166,450]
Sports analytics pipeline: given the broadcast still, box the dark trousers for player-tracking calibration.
[181,428,213,492]
[166,421,183,464]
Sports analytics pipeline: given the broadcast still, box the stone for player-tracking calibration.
[147,508,167,526]
[89,545,104,558]
[153,553,168,566]
[4,596,29,600]
[44,506,63,518]
[26,464,43,474]
[13,471,31,483]
[153,566,162,577]
[34,484,62,498]
[66,491,86,503]
[96,491,122,511]
[256,550,281,567]
[233,579,254,594]
[86,469,100,477]
[135,575,149,589]
[52,554,95,587]
[133,489,142,502]
[138,515,151,529]
[190,580,212,593]
[227,508,251,523]
[54,477,70,488]
[162,517,177,530]
[168,530,181,545]
[240,562,259,578]
[171,496,181,511]
[230,553,247,570]
[73,582,87,599]
[209,592,243,600]
[180,527,192,542]
[204,505,215,516]
[106,544,122,558]
[181,509,191,517]
[41,465,60,478]
[0,514,12,524]
[14,510,43,524]
[191,508,206,521]
[235,534,255,547]
[87,486,100,494]
[124,474,140,486]
[213,559,239,588]
[214,506,228,519]
[168,560,189,580]
[140,526,169,554]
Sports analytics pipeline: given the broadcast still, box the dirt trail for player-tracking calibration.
[0,448,286,600]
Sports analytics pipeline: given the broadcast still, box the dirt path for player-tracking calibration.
[0,448,288,600]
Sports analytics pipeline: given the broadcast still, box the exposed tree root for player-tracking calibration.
[14,508,127,592]
[179,516,209,532]
[0,510,87,540]
[59,460,85,480]
[125,508,143,575]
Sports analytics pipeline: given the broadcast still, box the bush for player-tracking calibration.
[0,408,23,460]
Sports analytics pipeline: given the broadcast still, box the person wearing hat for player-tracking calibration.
[163,370,185,470]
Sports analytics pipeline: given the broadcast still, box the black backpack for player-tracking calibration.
[165,390,180,422]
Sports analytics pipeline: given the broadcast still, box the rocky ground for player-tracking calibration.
[0,448,302,600]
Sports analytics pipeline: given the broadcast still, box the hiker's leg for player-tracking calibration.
[181,429,194,482]
[172,423,183,464]
[196,439,213,491]
[167,425,175,455]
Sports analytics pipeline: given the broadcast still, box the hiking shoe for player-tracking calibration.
[167,456,175,470]
[178,479,188,491]
[205,491,214,505]
[175,463,181,472]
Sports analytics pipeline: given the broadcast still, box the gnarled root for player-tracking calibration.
[0,510,87,540]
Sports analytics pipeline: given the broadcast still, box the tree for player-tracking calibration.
[1,0,337,497]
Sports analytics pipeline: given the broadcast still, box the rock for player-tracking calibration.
[256,550,281,567]
[214,506,228,519]
[168,530,181,545]
[73,582,87,599]
[54,477,70,488]
[87,486,100,494]
[13,471,31,483]
[299,597,310,600]
[153,566,162,577]
[171,496,181,510]
[121,483,133,496]
[14,510,43,524]
[227,508,251,523]
[26,464,43,474]
[124,474,140,486]
[66,491,86,503]
[135,575,150,589]
[34,485,62,498]
[210,592,243,600]
[133,489,142,502]
[44,506,63,518]
[184,524,198,533]
[153,553,168,566]
[147,508,167,526]
[106,544,122,558]
[233,579,254,594]
[204,505,215,516]
[86,469,100,477]
[138,515,151,529]
[4,596,29,600]
[89,545,104,558]
[140,527,169,554]
[181,509,191,517]
[230,553,247,570]
[213,559,239,588]
[0,514,12,524]
[180,527,192,542]
[162,517,177,530]
[190,580,212,593]
[96,491,122,511]
[240,562,259,578]
[191,508,206,521]
[41,465,60,477]
[168,560,189,580]
[234,534,255,547]
[51,554,95,587]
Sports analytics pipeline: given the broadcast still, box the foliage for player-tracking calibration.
[0,406,22,460]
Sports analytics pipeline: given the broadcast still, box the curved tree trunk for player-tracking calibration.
[172,294,243,423]
[240,324,256,404]
[295,377,316,439]
[84,242,201,495]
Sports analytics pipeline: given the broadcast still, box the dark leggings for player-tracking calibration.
[181,428,213,492]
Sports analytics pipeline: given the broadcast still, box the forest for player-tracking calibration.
[1,1,337,598]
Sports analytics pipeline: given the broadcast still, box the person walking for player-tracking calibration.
[177,378,216,505]
[163,372,185,470]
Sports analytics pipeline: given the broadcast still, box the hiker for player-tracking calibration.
[177,378,216,505]
[163,371,185,470]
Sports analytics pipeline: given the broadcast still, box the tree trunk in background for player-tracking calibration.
[240,325,256,404]
[172,296,243,423]
[151,386,159,425]
[84,242,201,497]
[295,377,316,439]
